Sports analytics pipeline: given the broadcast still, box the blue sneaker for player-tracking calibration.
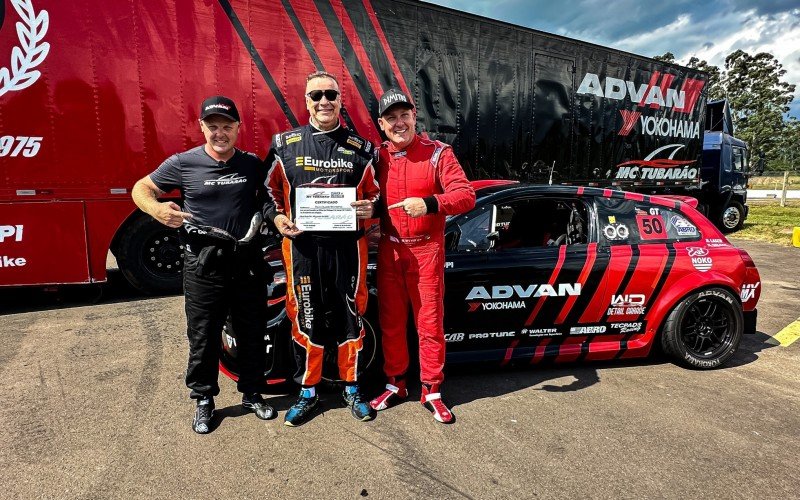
[343,385,375,422]
[284,388,319,427]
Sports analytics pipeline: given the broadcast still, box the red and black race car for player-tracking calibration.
[221,182,761,383]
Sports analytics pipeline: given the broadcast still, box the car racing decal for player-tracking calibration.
[636,243,676,323]
[523,245,568,326]
[601,245,640,323]
[613,242,676,359]
[556,243,601,325]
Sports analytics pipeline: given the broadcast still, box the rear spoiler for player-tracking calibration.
[656,195,699,208]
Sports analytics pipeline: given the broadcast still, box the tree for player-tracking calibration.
[654,50,796,171]
[686,57,723,100]
[771,117,800,173]
[653,52,676,64]
[720,50,796,168]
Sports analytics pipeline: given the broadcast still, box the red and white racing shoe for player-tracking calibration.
[370,377,408,411]
[421,384,454,424]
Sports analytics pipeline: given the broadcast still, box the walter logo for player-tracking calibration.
[0,0,50,98]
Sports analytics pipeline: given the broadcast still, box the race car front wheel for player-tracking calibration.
[661,287,743,369]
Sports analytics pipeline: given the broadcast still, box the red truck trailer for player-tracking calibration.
[1,0,729,293]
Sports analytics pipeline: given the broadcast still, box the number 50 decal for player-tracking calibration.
[636,214,666,240]
[0,136,43,157]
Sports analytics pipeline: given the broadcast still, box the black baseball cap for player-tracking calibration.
[199,95,240,122]
[378,88,414,116]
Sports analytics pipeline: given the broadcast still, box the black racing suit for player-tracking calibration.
[264,123,379,386]
[150,146,270,399]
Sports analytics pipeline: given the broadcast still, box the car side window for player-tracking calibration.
[456,204,495,252]
[494,197,589,250]
[596,197,701,245]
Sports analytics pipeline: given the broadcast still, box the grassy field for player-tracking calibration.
[733,200,800,246]
[748,174,800,190]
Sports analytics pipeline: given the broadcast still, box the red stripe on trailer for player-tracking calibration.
[361,0,412,97]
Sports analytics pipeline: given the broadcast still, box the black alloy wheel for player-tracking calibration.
[661,288,743,369]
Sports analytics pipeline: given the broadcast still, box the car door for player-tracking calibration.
[441,203,494,358]
[447,193,607,362]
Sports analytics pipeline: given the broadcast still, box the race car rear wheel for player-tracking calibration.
[661,288,743,369]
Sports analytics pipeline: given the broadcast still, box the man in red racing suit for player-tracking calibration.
[369,89,475,423]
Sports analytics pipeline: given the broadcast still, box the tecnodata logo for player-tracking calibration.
[0,0,50,98]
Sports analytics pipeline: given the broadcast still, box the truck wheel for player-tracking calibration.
[718,201,744,233]
[115,213,184,294]
[660,288,743,369]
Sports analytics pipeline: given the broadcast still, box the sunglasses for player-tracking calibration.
[306,89,340,101]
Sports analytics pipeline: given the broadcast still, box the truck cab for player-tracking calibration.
[700,100,750,232]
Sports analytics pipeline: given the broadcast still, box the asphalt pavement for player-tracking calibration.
[0,239,798,499]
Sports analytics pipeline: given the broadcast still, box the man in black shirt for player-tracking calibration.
[132,96,274,434]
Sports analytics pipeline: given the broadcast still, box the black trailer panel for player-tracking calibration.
[366,0,707,188]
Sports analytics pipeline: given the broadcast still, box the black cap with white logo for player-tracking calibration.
[378,88,414,116]
[199,95,240,122]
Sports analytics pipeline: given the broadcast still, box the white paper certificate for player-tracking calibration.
[295,187,357,231]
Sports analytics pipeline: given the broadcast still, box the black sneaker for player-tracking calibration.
[242,393,275,420]
[343,385,375,422]
[192,397,214,434]
[284,388,319,427]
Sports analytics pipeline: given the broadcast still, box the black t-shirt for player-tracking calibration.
[150,146,265,239]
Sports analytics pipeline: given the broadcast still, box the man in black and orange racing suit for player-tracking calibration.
[264,71,379,426]
[369,89,475,424]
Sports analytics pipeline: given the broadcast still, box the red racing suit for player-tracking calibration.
[265,123,379,387]
[376,135,475,385]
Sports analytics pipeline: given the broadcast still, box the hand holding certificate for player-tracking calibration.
[295,187,357,231]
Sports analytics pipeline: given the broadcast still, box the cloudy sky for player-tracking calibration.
[428,0,800,118]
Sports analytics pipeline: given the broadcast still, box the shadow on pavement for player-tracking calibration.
[0,269,180,315]
[725,330,780,368]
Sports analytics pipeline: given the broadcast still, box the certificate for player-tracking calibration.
[295,187,357,231]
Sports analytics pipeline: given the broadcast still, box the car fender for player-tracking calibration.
[645,271,740,337]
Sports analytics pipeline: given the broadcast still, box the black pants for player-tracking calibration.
[283,235,369,386]
[183,245,269,399]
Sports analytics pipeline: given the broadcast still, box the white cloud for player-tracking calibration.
[428,1,800,117]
